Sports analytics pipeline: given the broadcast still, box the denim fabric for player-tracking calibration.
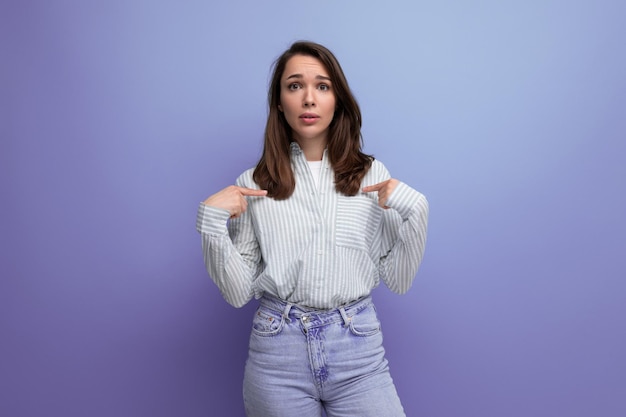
[243,295,406,417]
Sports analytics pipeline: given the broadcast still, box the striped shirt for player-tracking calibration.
[196,142,429,309]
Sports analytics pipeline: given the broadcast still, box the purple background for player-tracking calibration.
[2,1,625,416]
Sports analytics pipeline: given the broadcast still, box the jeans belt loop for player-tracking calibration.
[282,302,293,323]
[338,306,351,328]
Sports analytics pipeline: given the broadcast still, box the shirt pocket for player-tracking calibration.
[335,195,383,252]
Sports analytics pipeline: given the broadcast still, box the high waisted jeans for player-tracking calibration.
[243,294,406,417]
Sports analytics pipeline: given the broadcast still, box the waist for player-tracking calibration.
[259,293,373,326]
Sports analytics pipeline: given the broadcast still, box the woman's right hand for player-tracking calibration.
[203,186,267,219]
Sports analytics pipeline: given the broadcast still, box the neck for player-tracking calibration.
[295,138,326,161]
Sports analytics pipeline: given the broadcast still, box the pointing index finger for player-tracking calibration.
[238,187,268,197]
[362,181,386,193]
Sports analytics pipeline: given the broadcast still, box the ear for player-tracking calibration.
[278,104,283,112]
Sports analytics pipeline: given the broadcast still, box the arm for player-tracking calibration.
[377,182,429,294]
[363,175,429,294]
[196,181,267,307]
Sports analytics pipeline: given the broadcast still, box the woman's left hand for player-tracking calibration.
[362,178,399,209]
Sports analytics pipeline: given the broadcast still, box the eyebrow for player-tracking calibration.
[285,74,332,81]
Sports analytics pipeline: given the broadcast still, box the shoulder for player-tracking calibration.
[366,159,392,182]
[235,167,259,189]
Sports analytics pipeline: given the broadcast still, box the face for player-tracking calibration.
[278,54,336,148]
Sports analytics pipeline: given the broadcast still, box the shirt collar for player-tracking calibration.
[289,141,302,155]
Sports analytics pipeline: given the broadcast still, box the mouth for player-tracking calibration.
[299,113,320,122]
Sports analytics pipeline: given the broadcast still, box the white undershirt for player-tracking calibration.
[307,160,322,189]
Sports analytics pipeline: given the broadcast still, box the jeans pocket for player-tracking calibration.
[251,307,285,337]
[348,304,382,337]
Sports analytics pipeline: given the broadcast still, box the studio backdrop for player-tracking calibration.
[2,1,625,416]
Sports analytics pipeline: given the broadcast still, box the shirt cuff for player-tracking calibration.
[385,182,427,220]
[196,203,230,235]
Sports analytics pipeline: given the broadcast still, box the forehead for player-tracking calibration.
[282,54,330,79]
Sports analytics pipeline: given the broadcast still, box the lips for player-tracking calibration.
[299,112,320,123]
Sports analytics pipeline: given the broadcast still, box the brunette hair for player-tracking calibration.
[253,41,373,200]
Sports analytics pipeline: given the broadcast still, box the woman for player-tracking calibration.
[197,41,428,417]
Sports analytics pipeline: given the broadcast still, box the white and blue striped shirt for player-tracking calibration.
[196,142,429,309]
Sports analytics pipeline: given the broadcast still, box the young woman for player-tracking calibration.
[197,41,428,417]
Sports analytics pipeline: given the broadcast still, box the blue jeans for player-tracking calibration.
[243,294,406,417]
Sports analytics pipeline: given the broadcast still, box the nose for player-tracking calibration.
[303,88,315,107]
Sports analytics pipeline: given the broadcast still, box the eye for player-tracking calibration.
[318,83,330,91]
[288,83,301,91]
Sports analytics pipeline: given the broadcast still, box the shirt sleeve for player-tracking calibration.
[377,173,429,294]
[195,175,263,307]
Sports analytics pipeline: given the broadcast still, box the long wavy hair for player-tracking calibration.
[253,41,373,200]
